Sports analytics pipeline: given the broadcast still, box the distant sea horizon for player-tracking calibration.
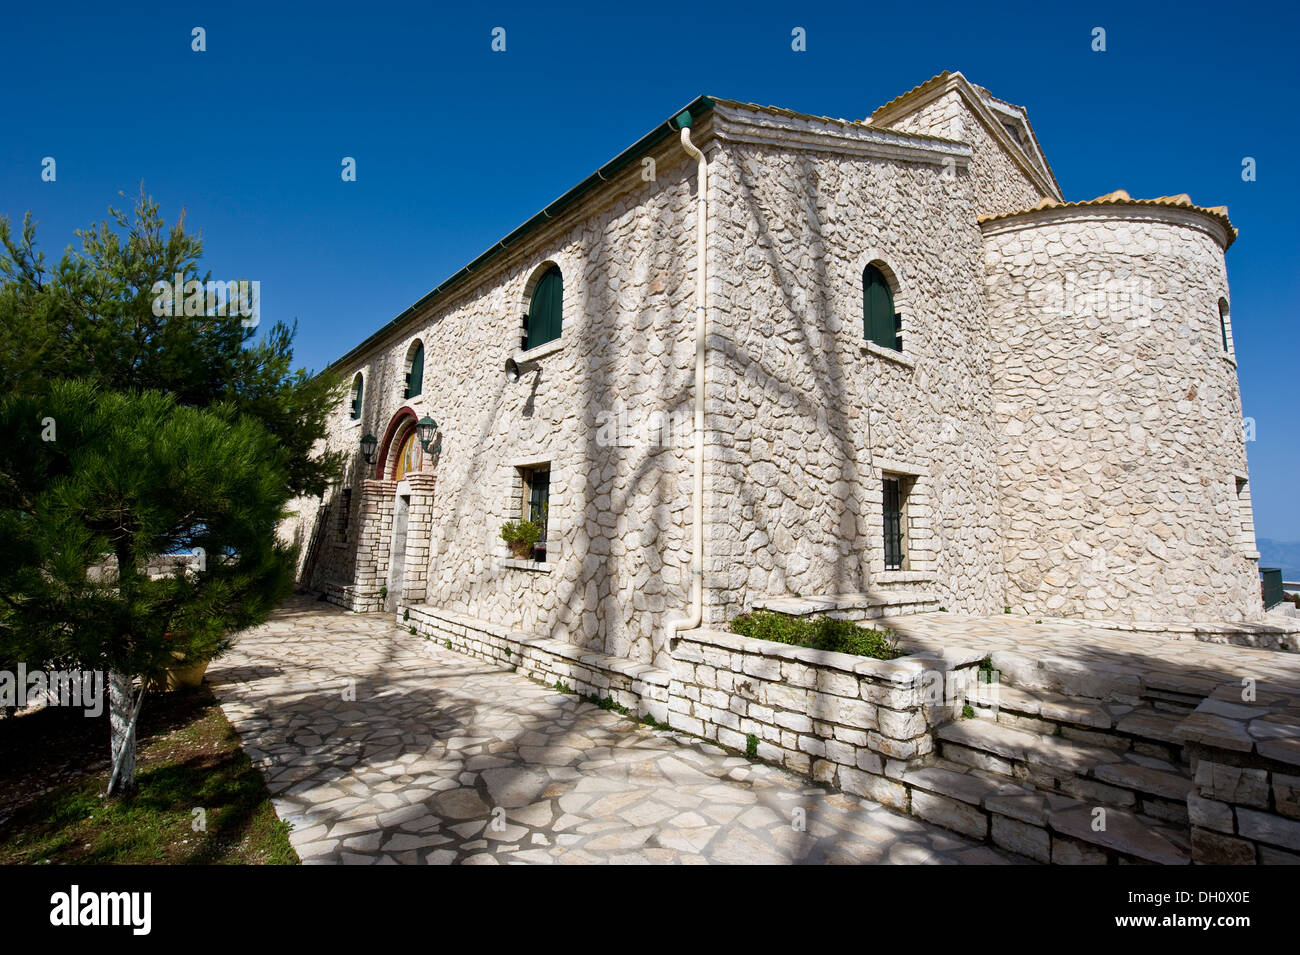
[1257,537,1300,583]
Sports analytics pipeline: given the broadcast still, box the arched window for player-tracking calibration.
[404,341,424,399]
[863,265,901,352]
[349,373,364,420]
[525,266,563,350]
[1218,299,1231,353]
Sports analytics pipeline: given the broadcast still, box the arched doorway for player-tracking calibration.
[367,408,440,614]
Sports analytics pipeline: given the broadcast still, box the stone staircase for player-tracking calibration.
[901,664,1203,863]
[751,587,941,622]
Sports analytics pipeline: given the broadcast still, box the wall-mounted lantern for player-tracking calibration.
[416,415,441,456]
[360,432,378,465]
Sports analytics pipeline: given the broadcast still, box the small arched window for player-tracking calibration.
[404,341,424,399]
[863,265,901,352]
[1218,299,1231,353]
[349,373,364,420]
[525,266,563,350]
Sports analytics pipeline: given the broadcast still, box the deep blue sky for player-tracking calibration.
[2,1,1297,541]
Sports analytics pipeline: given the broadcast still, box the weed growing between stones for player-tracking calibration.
[585,694,629,716]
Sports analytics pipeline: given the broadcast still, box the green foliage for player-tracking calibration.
[585,694,629,715]
[552,680,572,694]
[961,704,975,719]
[745,733,759,759]
[729,611,903,660]
[0,190,344,498]
[499,519,542,555]
[444,639,452,650]
[0,383,296,678]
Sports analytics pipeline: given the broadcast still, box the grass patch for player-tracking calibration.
[584,695,629,716]
[729,611,903,660]
[0,687,297,865]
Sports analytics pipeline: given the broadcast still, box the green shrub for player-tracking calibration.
[729,611,903,660]
[745,733,759,759]
[500,519,542,557]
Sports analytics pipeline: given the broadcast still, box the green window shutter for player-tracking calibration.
[351,376,363,419]
[406,343,424,399]
[863,266,896,350]
[527,267,563,349]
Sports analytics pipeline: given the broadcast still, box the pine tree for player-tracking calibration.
[0,190,338,794]
[0,383,297,793]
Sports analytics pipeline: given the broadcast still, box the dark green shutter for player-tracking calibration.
[863,266,897,351]
[351,376,363,419]
[406,343,424,399]
[527,267,563,349]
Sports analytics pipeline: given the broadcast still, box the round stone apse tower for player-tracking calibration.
[980,192,1260,623]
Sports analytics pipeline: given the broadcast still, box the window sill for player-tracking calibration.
[344,417,363,430]
[875,570,932,584]
[861,341,915,368]
[501,557,553,573]
[329,538,349,548]
[514,338,566,364]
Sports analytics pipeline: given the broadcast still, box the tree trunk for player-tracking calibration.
[106,667,138,796]
[107,534,141,797]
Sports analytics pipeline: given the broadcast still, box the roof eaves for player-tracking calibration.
[327,95,716,372]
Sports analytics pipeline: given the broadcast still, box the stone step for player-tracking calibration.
[937,718,1194,807]
[971,683,1128,731]
[972,683,1188,755]
[897,754,1190,864]
[984,650,1207,710]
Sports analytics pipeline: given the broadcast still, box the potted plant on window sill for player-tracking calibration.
[500,519,542,560]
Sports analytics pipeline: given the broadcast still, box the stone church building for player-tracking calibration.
[281,71,1261,678]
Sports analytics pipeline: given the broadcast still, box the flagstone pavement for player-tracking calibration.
[209,598,1025,865]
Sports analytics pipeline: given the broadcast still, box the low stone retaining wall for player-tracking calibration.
[668,629,986,809]
[1179,693,1300,864]
[322,581,384,613]
[404,604,670,721]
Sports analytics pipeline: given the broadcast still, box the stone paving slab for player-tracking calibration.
[208,598,1026,865]
[879,612,1300,704]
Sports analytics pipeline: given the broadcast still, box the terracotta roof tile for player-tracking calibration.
[869,71,954,119]
[978,190,1237,246]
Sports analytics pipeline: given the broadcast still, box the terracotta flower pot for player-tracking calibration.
[165,657,210,691]
[508,541,534,560]
[147,651,210,692]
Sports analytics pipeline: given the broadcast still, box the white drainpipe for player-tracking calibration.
[665,120,708,649]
